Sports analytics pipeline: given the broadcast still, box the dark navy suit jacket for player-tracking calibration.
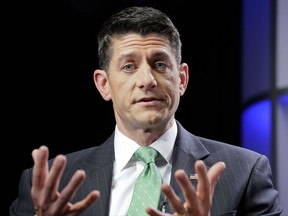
[10,121,283,215]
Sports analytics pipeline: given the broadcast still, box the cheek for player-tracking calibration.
[166,76,180,93]
[167,81,181,103]
[109,84,129,104]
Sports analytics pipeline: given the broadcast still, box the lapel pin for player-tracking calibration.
[189,174,198,180]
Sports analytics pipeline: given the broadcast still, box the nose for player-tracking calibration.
[136,65,157,90]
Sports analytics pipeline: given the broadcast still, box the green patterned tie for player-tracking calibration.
[127,146,162,216]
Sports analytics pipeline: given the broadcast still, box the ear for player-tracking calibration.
[178,63,189,96]
[93,69,111,101]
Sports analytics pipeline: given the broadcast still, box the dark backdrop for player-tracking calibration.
[6,0,241,213]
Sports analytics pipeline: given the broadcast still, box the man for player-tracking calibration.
[10,6,282,216]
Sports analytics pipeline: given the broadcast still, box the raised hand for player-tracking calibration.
[31,145,100,216]
[147,160,226,216]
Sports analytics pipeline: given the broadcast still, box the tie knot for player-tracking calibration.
[134,146,159,164]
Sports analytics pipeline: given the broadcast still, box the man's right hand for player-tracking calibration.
[31,145,100,216]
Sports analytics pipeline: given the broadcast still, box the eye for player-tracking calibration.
[154,62,167,71]
[122,63,136,73]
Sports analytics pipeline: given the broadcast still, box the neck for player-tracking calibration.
[116,119,174,146]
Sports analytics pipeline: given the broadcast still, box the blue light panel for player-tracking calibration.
[241,99,271,160]
[279,94,288,104]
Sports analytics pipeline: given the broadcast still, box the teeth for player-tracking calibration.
[142,98,153,102]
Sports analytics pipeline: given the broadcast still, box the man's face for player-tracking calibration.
[97,33,188,131]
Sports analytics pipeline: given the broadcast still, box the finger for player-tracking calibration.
[146,207,169,216]
[161,183,186,215]
[194,160,210,204]
[207,161,226,195]
[32,146,49,188]
[31,146,49,202]
[42,154,67,205]
[52,169,88,212]
[195,160,225,213]
[174,169,198,214]
[67,190,101,214]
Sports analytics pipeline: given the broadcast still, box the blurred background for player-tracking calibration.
[5,0,287,214]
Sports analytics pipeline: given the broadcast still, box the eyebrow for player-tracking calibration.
[150,51,171,60]
[118,50,171,62]
[118,52,137,62]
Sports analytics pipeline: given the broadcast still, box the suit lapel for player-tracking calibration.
[77,134,115,216]
[165,121,210,213]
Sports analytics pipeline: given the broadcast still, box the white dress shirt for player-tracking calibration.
[109,119,177,216]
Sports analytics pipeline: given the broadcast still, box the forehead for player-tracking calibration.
[111,33,173,55]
